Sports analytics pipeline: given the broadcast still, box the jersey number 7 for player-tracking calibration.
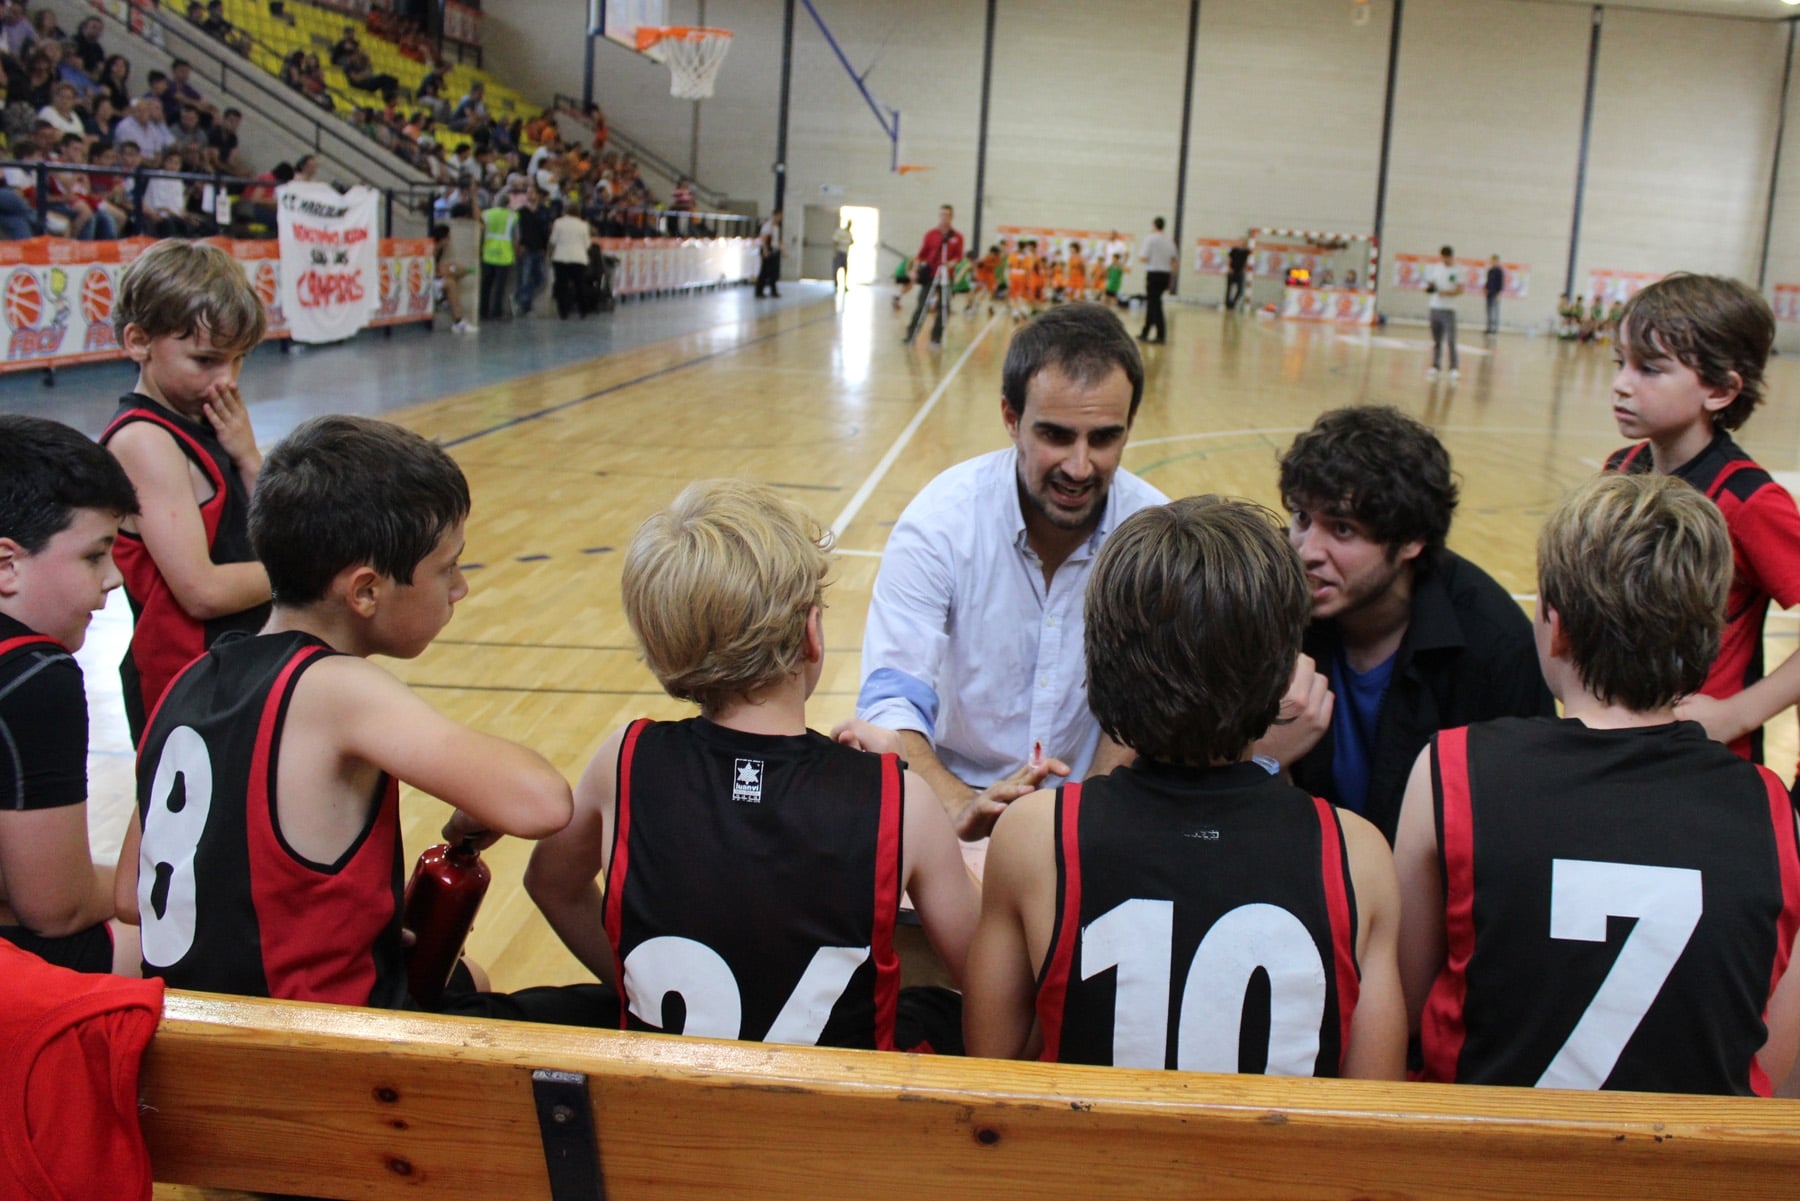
[1538,858,1703,1090]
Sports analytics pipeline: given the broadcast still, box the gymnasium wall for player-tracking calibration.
[488,0,1800,343]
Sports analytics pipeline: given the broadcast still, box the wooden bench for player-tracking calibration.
[143,990,1800,1200]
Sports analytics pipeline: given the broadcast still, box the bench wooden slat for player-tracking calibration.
[140,991,1800,1200]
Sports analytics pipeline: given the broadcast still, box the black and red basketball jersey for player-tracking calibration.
[1607,436,1800,761]
[1420,718,1800,1095]
[134,631,409,1008]
[1034,761,1360,1076]
[100,394,269,742]
[603,717,903,1049]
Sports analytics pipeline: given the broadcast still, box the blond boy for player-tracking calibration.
[527,480,978,1051]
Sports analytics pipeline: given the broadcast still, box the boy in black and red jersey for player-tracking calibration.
[1395,474,1800,1095]
[525,479,978,1052]
[964,497,1405,1078]
[115,416,601,1023]
[1602,273,1800,764]
[99,239,273,745]
[0,416,140,974]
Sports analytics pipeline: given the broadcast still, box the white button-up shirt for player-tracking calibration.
[857,447,1168,786]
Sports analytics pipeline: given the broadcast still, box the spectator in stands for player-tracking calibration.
[114,95,170,161]
[430,221,474,333]
[170,105,210,170]
[201,1,250,55]
[585,103,607,155]
[415,73,448,122]
[0,142,36,239]
[165,60,216,125]
[46,137,114,240]
[142,147,201,235]
[84,95,118,142]
[44,38,96,101]
[237,159,290,230]
[297,53,332,111]
[342,47,399,106]
[70,16,104,79]
[294,153,318,183]
[330,25,360,69]
[20,48,54,108]
[451,81,487,132]
[0,2,29,60]
[27,117,58,157]
[37,82,85,143]
[28,10,64,47]
[208,106,242,174]
[669,177,694,235]
[100,54,131,112]
[89,142,135,233]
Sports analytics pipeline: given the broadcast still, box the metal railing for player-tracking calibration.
[0,160,436,239]
[78,0,427,191]
[593,204,755,239]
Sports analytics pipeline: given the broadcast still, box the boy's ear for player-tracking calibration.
[1542,604,1571,660]
[0,537,21,597]
[1702,370,1744,414]
[802,605,824,664]
[337,564,384,618]
[120,322,152,364]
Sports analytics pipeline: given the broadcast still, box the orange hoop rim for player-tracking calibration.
[635,25,735,51]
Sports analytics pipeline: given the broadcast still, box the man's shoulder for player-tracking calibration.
[1430,550,1534,647]
[1111,465,1169,512]
[897,449,1013,527]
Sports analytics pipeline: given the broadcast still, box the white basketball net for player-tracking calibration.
[642,28,733,100]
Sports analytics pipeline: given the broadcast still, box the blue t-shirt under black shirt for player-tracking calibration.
[1329,647,1395,817]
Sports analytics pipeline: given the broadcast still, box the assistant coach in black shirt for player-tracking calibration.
[1255,407,1554,842]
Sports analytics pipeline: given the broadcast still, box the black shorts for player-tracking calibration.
[0,921,113,974]
[896,985,963,1055]
[431,959,621,1028]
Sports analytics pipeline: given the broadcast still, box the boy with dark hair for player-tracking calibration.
[116,416,594,1022]
[1601,273,1800,766]
[965,496,1404,1078]
[1396,473,1800,1095]
[1263,406,1552,842]
[0,416,139,974]
[100,239,272,743]
[527,479,978,1052]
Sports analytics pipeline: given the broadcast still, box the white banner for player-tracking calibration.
[277,183,381,344]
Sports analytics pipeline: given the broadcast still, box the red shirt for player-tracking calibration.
[915,226,965,275]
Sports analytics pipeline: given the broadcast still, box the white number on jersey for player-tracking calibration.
[622,936,869,1045]
[138,726,214,968]
[1538,858,1703,1090]
[1080,898,1327,1074]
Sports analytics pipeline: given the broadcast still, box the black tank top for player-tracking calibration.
[1035,761,1360,1076]
[135,631,408,1008]
[604,717,903,1049]
[1421,718,1800,1094]
[100,395,268,741]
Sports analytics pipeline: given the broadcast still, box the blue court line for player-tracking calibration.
[440,311,839,449]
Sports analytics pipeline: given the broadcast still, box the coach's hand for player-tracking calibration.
[1252,653,1334,770]
[953,755,1070,842]
[831,717,905,758]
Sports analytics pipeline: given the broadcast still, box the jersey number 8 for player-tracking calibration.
[138,726,214,969]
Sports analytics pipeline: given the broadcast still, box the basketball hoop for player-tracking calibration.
[895,164,935,176]
[635,26,734,100]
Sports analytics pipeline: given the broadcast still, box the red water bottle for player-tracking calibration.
[402,837,491,1008]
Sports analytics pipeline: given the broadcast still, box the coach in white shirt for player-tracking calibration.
[1424,244,1463,379]
[850,303,1167,839]
[1137,216,1178,344]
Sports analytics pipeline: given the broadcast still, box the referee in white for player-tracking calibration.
[1137,216,1177,344]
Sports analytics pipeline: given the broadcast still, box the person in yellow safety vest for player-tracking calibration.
[479,193,519,322]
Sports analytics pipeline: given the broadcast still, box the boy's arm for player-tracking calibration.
[0,807,115,935]
[312,655,572,838]
[962,792,1054,1060]
[1392,749,1446,1035]
[523,726,623,987]
[105,421,271,620]
[115,809,142,924]
[1767,816,1800,1095]
[1676,486,1800,744]
[898,768,979,988]
[1337,809,1407,1080]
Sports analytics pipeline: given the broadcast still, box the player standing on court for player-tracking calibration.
[1424,245,1463,379]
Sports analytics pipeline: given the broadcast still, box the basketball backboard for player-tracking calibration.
[596,0,667,56]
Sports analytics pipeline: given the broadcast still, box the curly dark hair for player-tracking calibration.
[1617,274,1773,433]
[1278,406,1458,554]
[1085,497,1308,766]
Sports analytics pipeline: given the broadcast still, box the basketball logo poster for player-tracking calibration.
[0,235,433,374]
[276,181,381,344]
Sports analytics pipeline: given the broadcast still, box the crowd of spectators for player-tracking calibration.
[0,0,698,242]
[0,3,267,239]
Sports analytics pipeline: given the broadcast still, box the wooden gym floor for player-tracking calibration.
[69,284,1800,1007]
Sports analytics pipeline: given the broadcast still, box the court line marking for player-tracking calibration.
[829,313,1002,540]
[440,311,841,449]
